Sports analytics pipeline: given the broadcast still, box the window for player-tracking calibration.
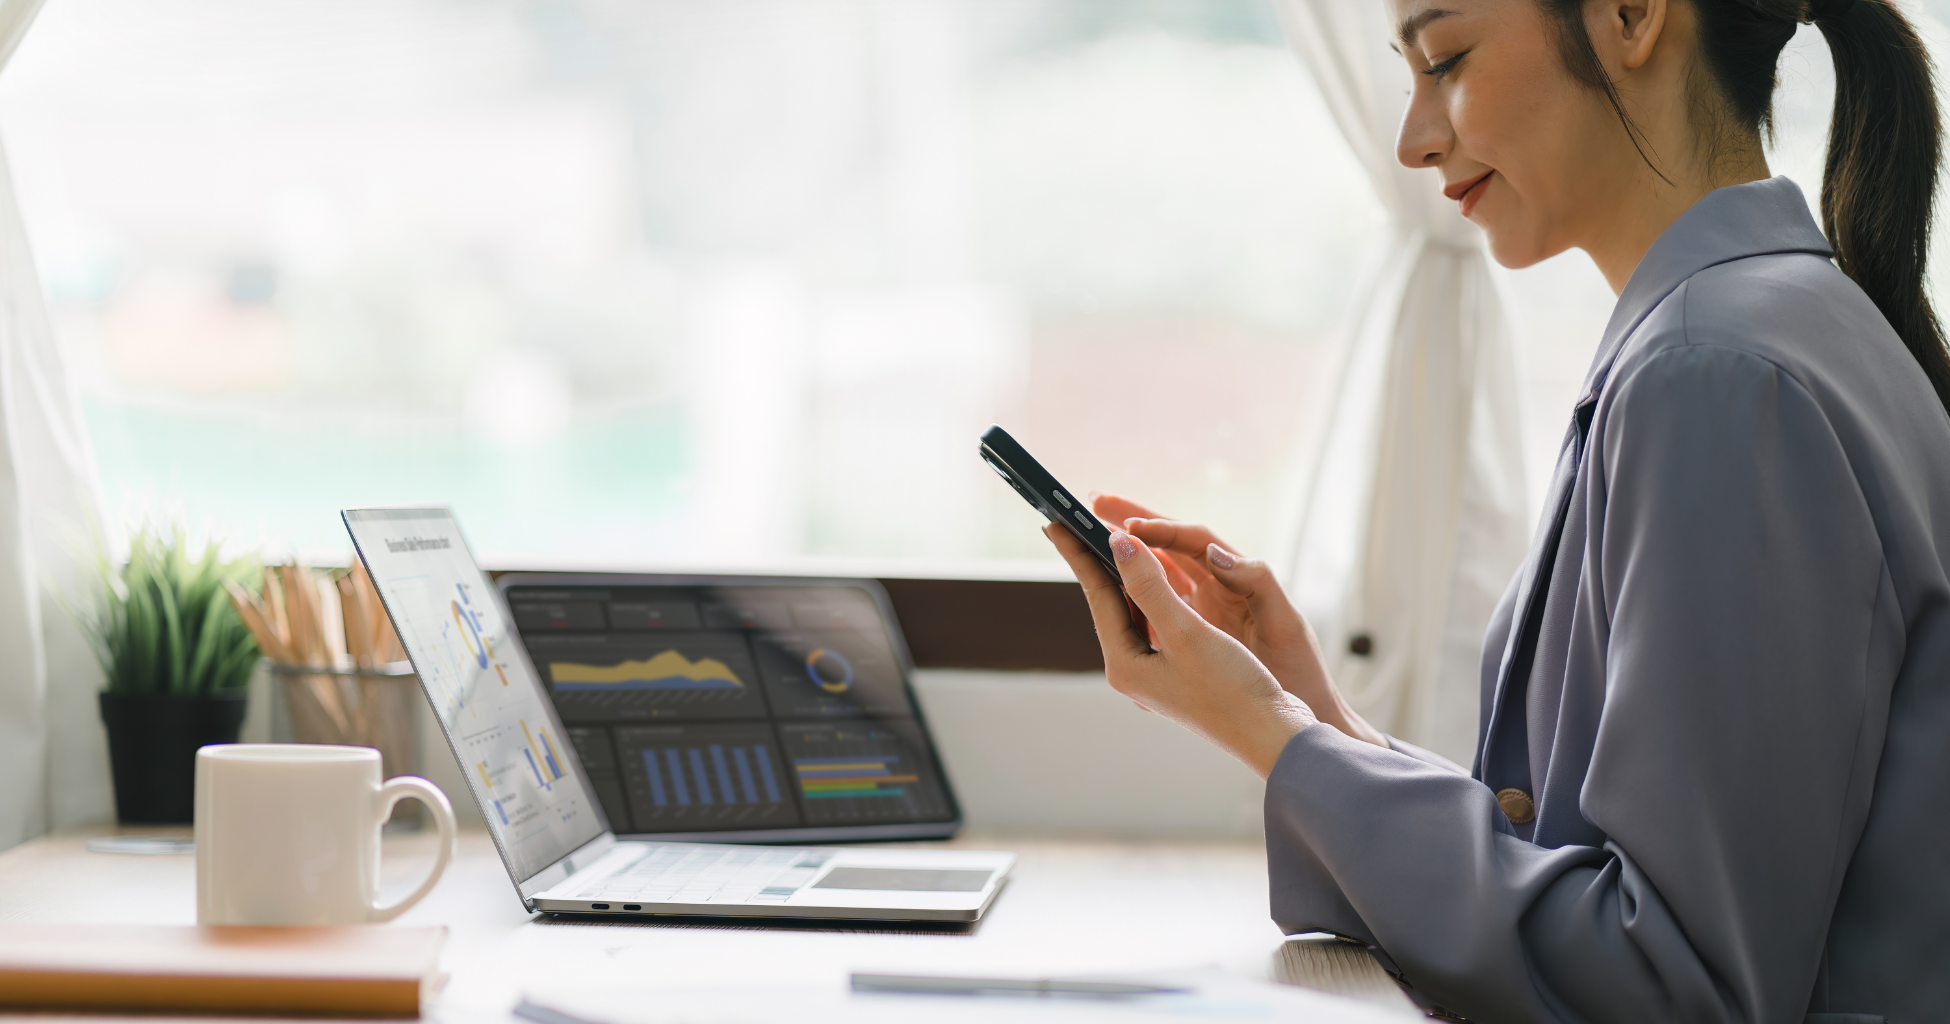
[1,0,1382,566]
[13,3,1932,570]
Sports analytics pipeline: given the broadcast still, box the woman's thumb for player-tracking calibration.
[1110,531,1195,634]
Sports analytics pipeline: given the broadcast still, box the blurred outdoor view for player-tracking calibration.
[2,0,1934,570]
[0,0,1384,568]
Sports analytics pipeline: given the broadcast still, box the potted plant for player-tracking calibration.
[79,526,263,824]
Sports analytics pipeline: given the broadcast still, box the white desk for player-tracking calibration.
[0,827,1417,1021]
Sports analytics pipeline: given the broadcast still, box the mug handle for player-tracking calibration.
[368,776,458,923]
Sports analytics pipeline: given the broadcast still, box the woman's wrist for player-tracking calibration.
[1314,697,1389,749]
[1232,694,1317,780]
[1274,664,1387,749]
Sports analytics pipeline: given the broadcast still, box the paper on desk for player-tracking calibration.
[518,968,1419,1024]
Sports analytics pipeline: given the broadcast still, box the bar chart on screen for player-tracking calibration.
[520,720,567,789]
[614,723,802,830]
[474,762,512,825]
[777,721,950,826]
[794,754,914,800]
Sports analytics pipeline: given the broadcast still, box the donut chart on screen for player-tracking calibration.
[805,648,853,693]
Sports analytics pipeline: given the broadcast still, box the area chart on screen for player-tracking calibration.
[549,650,745,691]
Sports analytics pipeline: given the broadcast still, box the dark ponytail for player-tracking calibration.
[1813,0,1950,411]
[1536,0,1950,416]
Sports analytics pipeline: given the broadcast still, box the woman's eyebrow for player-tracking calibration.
[1397,7,1459,49]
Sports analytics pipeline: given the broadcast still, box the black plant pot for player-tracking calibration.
[99,690,249,825]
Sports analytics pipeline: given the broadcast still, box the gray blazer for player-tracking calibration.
[1265,177,1950,1024]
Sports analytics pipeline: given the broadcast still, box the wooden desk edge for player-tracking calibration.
[1275,933,1421,1016]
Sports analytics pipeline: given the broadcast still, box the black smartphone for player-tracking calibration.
[979,424,1120,577]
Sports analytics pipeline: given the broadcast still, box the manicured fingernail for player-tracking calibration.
[1207,543,1236,570]
[1110,532,1138,563]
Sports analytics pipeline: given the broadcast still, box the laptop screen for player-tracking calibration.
[343,508,606,884]
[497,575,961,842]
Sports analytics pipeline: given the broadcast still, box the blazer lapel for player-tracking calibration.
[1476,397,1591,786]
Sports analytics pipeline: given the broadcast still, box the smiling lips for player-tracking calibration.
[1444,170,1494,217]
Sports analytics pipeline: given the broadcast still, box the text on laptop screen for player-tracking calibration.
[344,509,604,880]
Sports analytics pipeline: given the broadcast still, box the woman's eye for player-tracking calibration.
[1422,51,1467,82]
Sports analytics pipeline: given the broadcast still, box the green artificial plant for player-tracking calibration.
[84,525,263,696]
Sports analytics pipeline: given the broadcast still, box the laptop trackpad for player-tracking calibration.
[812,868,993,892]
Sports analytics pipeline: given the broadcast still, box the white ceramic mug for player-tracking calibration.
[195,743,458,925]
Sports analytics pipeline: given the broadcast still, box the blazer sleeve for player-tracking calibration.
[1265,343,1896,1023]
[1385,735,1467,774]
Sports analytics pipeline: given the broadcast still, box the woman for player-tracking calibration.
[1044,0,1950,1019]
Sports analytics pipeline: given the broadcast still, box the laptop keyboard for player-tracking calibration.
[574,845,834,905]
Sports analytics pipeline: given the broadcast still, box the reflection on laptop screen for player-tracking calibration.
[343,508,604,882]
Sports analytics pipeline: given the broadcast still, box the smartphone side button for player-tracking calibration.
[1051,489,1074,509]
[1072,510,1095,530]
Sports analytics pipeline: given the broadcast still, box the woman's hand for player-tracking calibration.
[1042,522,1316,779]
[1090,493,1389,750]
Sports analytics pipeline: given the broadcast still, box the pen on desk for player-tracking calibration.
[850,973,1190,998]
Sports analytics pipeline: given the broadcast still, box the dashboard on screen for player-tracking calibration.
[497,575,961,843]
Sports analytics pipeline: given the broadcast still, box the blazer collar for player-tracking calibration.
[1578,176,1834,402]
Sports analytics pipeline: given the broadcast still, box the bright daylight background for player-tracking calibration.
[1,0,1945,569]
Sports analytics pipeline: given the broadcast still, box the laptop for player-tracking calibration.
[343,506,1013,922]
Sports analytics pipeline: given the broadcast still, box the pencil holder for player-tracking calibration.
[269,661,420,786]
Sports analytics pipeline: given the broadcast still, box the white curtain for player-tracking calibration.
[0,0,113,850]
[1272,0,1530,765]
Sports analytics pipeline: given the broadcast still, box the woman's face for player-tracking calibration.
[1391,0,1643,268]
